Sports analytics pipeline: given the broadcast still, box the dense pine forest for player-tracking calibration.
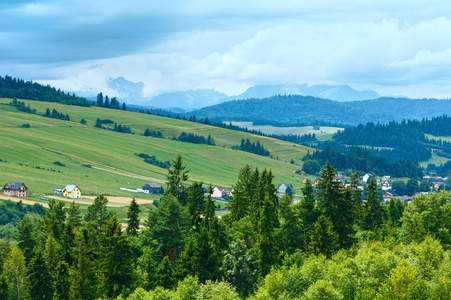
[1,155,451,299]
[0,75,92,107]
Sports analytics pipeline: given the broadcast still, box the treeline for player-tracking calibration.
[333,116,451,163]
[135,153,171,169]
[95,92,126,110]
[94,118,132,133]
[10,98,36,114]
[0,75,91,106]
[143,129,164,138]
[233,138,270,156]
[45,108,70,121]
[177,132,215,145]
[304,143,423,179]
[0,200,46,238]
[3,157,451,299]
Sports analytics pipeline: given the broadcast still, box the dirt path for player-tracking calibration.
[0,195,49,208]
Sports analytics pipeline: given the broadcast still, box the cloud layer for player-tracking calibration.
[1,0,451,99]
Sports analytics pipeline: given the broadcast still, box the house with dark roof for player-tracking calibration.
[212,187,227,198]
[3,182,28,197]
[142,183,164,194]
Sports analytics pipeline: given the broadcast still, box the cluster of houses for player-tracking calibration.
[137,183,230,199]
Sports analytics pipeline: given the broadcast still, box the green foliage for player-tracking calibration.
[85,194,111,231]
[126,198,141,236]
[310,215,339,258]
[362,177,384,230]
[155,256,174,289]
[165,154,189,205]
[3,245,27,300]
[257,193,278,277]
[26,250,53,299]
[177,132,215,145]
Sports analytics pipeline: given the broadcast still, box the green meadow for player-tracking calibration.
[229,121,342,141]
[0,98,313,198]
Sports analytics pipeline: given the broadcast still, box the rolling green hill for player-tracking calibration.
[0,98,313,198]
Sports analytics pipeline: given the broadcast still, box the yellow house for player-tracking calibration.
[63,185,82,198]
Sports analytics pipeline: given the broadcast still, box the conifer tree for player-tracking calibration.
[147,195,186,265]
[66,201,82,227]
[165,154,189,205]
[362,177,384,230]
[26,250,53,299]
[300,179,320,235]
[310,215,339,258]
[177,235,198,280]
[43,232,62,272]
[99,215,133,299]
[16,216,35,263]
[53,261,70,300]
[70,228,99,300]
[279,195,303,255]
[349,171,363,224]
[126,198,141,236]
[85,194,110,231]
[257,193,278,277]
[186,181,206,231]
[155,256,174,289]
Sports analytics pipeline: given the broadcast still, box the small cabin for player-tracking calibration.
[142,183,164,194]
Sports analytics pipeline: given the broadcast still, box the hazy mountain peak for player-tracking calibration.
[228,83,380,102]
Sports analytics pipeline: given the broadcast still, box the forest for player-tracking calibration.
[333,116,451,162]
[1,155,451,299]
[0,75,92,107]
[303,144,424,179]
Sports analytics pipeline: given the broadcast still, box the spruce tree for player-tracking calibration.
[66,201,82,227]
[85,194,110,231]
[279,195,303,255]
[53,261,70,300]
[155,256,174,289]
[70,228,99,300]
[126,198,141,236]
[43,232,62,272]
[0,274,8,300]
[16,216,35,263]
[99,215,133,299]
[26,250,53,299]
[147,195,186,264]
[362,177,384,230]
[165,154,189,205]
[257,193,278,277]
[310,215,339,258]
[186,181,206,231]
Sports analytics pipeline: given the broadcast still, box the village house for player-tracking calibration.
[53,188,63,195]
[3,182,28,197]
[381,179,392,191]
[383,192,393,202]
[212,186,227,198]
[277,183,293,194]
[142,183,164,194]
[362,173,372,183]
[63,185,82,198]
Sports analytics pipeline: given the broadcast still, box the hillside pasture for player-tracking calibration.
[0,99,312,196]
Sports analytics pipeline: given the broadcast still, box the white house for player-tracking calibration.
[212,187,227,198]
[381,179,392,191]
[362,173,372,183]
[277,183,293,194]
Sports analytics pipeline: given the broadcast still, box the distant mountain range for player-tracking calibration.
[191,95,451,126]
[99,77,381,110]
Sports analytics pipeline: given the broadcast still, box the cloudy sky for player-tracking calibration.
[1,0,451,99]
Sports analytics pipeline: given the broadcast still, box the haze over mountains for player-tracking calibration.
[100,77,381,110]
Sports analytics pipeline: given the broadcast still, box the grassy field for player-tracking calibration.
[229,122,342,141]
[0,98,313,200]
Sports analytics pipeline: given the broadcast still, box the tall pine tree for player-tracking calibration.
[126,198,141,236]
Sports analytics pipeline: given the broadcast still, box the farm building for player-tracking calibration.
[277,183,293,194]
[63,185,82,198]
[212,187,227,198]
[3,182,28,197]
[142,183,164,194]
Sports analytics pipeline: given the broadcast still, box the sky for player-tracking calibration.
[1,0,451,99]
